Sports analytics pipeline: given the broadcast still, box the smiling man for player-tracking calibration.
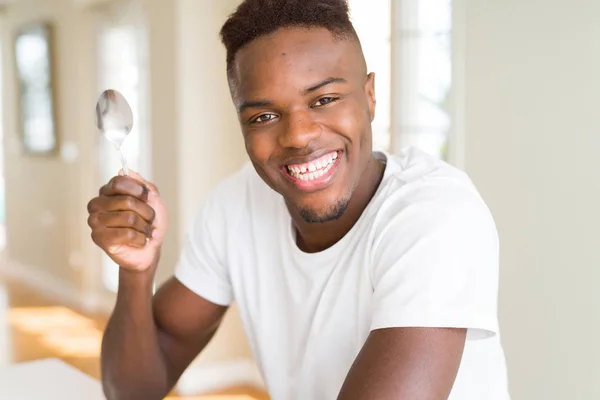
[87,1,510,399]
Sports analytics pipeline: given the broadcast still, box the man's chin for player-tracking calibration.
[297,198,350,224]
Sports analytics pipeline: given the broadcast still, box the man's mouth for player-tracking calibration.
[282,150,342,191]
[286,151,339,181]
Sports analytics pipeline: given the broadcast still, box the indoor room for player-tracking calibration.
[0,0,598,399]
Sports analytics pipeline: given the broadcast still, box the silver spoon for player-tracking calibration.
[95,89,133,176]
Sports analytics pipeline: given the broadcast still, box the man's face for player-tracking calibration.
[230,27,376,223]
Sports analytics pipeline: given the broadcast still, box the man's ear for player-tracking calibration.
[365,72,376,122]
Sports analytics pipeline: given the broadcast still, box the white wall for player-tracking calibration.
[0,0,99,304]
[464,1,600,399]
[175,0,254,375]
[176,0,247,243]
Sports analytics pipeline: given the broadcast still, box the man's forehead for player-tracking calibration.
[231,27,360,96]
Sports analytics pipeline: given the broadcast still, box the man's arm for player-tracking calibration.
[88,171,230,399]
[337,327,466,400]
[101,272,228,400]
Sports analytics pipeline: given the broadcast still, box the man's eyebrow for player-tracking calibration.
[238,100,274,114]
[302,77,347,95]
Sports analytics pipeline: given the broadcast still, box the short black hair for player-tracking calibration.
[219,0,358,76]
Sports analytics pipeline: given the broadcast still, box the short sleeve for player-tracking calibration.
[370,184,500,340]
[174,193,233,307]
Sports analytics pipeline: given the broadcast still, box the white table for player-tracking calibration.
[0,358,105,399]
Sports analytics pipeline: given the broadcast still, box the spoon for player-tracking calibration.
[95,89,133,176]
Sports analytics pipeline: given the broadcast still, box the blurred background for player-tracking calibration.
[0,0,598,399]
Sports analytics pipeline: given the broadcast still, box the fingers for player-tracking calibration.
[88,195,155,224]
[87,171,162,256]
[88,210,152,237]
[91,227,148,250]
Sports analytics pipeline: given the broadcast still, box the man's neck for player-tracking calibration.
[290,154,386,253]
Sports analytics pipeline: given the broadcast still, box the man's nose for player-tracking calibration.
[278,112,322,149]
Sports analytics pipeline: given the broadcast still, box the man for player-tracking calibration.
[87,0,510,399]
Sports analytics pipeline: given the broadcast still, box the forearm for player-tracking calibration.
[101,267,169,400]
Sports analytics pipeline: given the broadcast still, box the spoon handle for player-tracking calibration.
[118,148,130,176]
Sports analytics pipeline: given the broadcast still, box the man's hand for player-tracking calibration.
[87,170,168,271]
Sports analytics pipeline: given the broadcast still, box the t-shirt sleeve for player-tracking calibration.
[370,184,500,340]
[174,191,233,307]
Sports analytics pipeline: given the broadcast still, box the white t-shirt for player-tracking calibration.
[175,147,510,400]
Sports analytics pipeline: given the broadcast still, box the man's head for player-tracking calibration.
[220,0,376,224]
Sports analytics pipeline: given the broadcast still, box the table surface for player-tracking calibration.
[0,358,105,399]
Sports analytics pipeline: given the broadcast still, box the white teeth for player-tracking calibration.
[289,160,335,181]
[286,151,340,181]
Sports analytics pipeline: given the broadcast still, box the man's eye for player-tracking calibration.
[252,114,277,124]
[313,97,338,107]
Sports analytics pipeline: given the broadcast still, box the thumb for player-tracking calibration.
[118,168,160,196]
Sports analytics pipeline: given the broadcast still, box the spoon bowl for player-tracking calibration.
[95,89,133,175]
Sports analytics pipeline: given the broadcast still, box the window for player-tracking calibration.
[350,0,458,161]
[95,1,149,292]
[348,0,392,152]
[392,0,454,160]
